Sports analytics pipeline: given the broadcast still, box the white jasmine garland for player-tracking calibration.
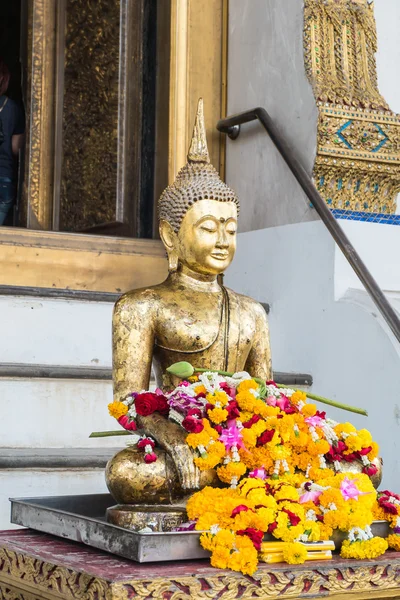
[210,524,220,535]
[334,460,342,472]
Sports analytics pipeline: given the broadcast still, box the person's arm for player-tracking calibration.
[11,133,24,157]
[244,301,273,380]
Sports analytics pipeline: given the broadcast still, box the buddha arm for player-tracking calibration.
[112,293,200,491]
[112,293,155,401]
[245,302,272,380]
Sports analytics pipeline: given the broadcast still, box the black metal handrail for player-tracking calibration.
[217,107,400,345]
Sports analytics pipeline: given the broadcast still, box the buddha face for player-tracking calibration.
[160,200,238,276]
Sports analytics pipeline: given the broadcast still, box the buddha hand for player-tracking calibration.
[136,412,200,491]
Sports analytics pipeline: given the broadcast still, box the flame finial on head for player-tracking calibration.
[158,98,240,233]
[187,98,210,163]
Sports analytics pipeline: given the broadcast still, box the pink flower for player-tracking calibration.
[299,490,322,504]
[340,477,370,501]
[305,415,324,428]
[276,394,291,411]
[266,395,277,407]
[249,468,267,480]
[117,415,137,431]
[219,423,245,451]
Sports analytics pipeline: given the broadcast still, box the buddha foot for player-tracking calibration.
[105,446,218,505]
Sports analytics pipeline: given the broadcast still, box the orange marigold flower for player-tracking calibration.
[301,403,317,417]
[108,401,128,419]
[208,407,229,424]
[237,379,258,393]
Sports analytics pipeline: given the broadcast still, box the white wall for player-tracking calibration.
[226,0,318,232]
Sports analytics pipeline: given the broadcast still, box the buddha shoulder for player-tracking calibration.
[113,286,165,324]
[234,290,269,326]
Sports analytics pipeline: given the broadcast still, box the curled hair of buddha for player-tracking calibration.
[158,98,240,233]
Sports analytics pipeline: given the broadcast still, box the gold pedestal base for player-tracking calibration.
[106,504,187,532]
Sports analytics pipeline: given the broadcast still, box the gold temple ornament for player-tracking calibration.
[304,0,400,214]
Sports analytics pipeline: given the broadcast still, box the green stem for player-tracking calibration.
[89,430,133,438]
[194,367,367,417]
[275,385,368,417]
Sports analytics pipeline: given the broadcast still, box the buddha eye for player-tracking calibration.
[200,220,217,233]
[226,226,237,235]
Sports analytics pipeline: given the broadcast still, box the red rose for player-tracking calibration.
[268,521,278,534]
[379,498,398,514]
[316,514,324,523]
[137,438,155,450]
[266,380,276,386]
[214,425,223,434]
[381,490,400,501]
[358,446,372,456]
[182,416,204,433]
[135,393,160,416]
[362,464,378,477]
[256,429,275,447]
[187,408,202,419]
[226,401,240,420]
[243,415,261,429]
[282,509,301,526]
[237,528,264,551]
[231,505,251,518]
[144,452,157,464]
[316,411,326,419]
[156,395,169,415]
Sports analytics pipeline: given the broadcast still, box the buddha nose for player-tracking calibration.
[216,229,229,248]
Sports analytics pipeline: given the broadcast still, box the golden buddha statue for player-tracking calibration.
[107,100,272,508]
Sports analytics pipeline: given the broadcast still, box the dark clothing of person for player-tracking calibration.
[0,95,24,224]
[0,94,24,180]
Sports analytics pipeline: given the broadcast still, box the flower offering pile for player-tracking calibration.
[107,363,399,575]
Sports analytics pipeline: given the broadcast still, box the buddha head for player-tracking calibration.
[158,99,240,277]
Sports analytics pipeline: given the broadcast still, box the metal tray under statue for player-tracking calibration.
[9,493,390,564]
[10,493,209,563]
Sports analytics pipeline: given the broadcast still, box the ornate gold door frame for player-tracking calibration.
[0,0,228,293]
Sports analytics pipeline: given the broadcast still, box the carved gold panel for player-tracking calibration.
[59,0,120,232]
[304,0,400,213]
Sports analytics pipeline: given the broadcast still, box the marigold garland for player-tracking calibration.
[104,366,397,575]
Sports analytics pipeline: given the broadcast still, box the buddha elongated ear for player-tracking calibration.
[159,220,179,273]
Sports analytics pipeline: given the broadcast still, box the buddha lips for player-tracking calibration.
[107,368,400,575]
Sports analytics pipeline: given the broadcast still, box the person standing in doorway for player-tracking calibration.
[0,58,24,225]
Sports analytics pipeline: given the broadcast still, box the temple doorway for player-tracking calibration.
[0,0,24,227]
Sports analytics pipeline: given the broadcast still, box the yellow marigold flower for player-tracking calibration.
[345,435,363,452]
[237,379,258,393]
[259,405,280,418]
[206,390,229,407]
[236,390,257,411]
[291,391,307,405]
[194,454,221,470]
[334,422,356,436]
[319,523,333,540]
[251,420,268,436]
[194,383,205,393]
[208,407,229,424]
[108,401,128,419]
[214,529,236,549]
[282,542,307,564]
[303,520,321,542]
[238,477,265,497]
[217,462,247,483]
[257,507,277,530]
[210,547,231,569]
[270,444,291,461]
[188,375,199,383]
[186,427,213,449]
[207,441,226,458]
[340,537,387,560]
[387,534,400,552]
[301,403,317,417]
[274,485,299,502]
[199,531,215,551]
[368,441,379,461]
[228,543,258,575]
[241,429,257,447]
